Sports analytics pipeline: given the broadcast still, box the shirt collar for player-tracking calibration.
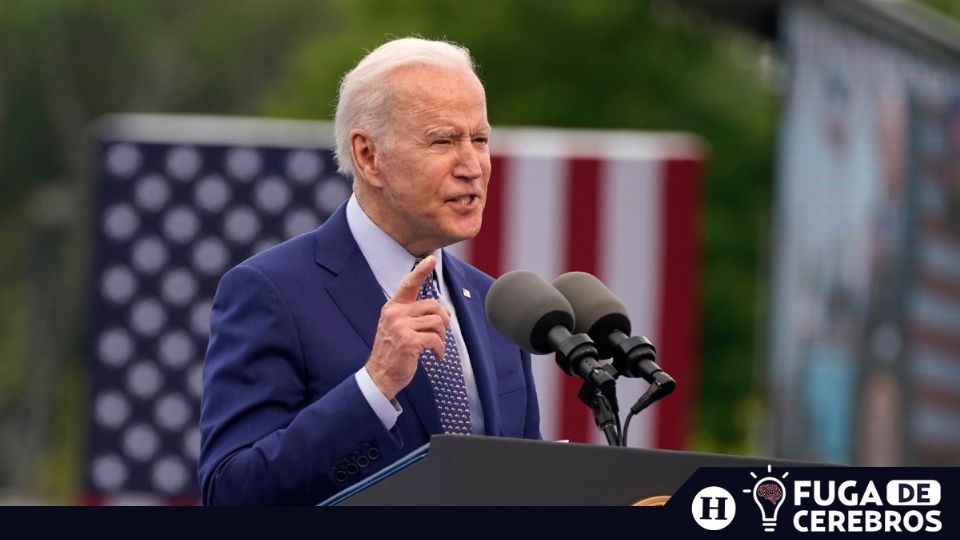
[345,193,443,298]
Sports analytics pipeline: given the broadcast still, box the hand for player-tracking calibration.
[364,255,450,401]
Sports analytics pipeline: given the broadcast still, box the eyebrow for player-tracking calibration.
[426,127,491,139]
[427,129,461,139]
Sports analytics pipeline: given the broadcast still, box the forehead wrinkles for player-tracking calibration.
[385,66,486,130]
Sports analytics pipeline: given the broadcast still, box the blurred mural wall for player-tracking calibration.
[769,0,960,466]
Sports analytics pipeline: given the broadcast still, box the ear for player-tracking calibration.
[349,129,385,188]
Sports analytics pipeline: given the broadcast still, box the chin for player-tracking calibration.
[435,224,481,248]
[427,211,483,246]
[456,217,483,240]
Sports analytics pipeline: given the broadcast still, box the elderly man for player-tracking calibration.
[198,37,541,505]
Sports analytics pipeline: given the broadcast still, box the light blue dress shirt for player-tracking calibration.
[346,194,485,434]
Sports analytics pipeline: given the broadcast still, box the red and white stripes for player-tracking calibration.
[450,128,703,449]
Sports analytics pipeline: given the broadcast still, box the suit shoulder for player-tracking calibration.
[222,229,316,286]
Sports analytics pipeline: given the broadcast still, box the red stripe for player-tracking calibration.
[78,493,199,506]
[913,326,960,356]
[560,158,602,443]
[916,443,960,465]
[655,158,701,450]
[916,384,960,411]
[469,155,506,277]
[920,270,960,301]
[79,493,103,506]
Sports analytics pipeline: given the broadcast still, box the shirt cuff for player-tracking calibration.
[355,367,402,430]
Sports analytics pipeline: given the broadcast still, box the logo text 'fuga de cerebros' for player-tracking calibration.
[738,466,943,534]
[791,479,941,533]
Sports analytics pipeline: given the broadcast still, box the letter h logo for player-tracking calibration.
[692,486,737,530]
[699,495,728,520]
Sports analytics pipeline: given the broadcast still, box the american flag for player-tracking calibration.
[907,94,960,465]
[85,115,702,503]
[454,128,703,449]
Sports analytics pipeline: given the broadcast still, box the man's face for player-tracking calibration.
[370,65,491,255]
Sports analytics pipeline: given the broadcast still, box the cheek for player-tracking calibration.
[480,157,492,188]
[390,162,431,206]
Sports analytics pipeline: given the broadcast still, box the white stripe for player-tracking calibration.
[913,287,960,337]
[589,159,662,448]
[491,127,703,161]
[916,409,960,446]
[921,237,960,282]
[97,114,337,147]
[502,155,569,442]
[914,346,960,388]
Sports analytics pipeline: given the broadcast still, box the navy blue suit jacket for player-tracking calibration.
[198,202,541,505]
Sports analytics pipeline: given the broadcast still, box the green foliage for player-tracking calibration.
[40,356,87,503]
[918,0,960,18]
[0,0,337,206]
[0,226,28,406]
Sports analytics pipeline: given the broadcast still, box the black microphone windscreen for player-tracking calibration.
[552,272,631,346]
[485,270,575,354]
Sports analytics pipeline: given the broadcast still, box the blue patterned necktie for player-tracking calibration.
[414,259,472,435]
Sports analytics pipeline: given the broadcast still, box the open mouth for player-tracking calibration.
[447,194,480,207]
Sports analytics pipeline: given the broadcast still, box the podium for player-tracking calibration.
[323,435,822,506]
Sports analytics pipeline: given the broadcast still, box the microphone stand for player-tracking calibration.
[597,333,676,447]
[548,329,622,446]
[576,364,621,446]
[551,333,622,446]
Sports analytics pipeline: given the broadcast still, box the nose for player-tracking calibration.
[453,139,483,181]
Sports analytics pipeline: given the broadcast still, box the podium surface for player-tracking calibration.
[326,435,822,506]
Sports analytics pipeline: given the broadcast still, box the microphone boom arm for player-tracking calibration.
[548,328,621,446]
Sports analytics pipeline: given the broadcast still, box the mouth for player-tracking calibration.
[446,194,481,211]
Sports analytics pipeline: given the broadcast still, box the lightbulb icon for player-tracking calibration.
[743,465,789,532]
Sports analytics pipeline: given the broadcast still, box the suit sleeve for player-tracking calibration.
[520,349,542,440]
[197,264,405,505]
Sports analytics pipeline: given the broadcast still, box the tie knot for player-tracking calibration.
[413,258,440,301]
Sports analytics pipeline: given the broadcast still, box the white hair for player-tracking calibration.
[334,37,478,178]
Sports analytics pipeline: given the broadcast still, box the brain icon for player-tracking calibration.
[757,483,783,504]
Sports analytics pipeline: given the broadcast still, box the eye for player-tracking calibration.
[473,136,489,145]
[432,139,451,146]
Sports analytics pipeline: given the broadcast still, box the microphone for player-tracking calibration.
[552,271,675,393]
[485,270,614,391]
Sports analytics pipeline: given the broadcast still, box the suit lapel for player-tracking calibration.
[322,251,383,350]
[315,203,441,436]
[442,252,501,436]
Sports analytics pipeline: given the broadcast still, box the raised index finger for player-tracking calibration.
[391,255,437,304]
